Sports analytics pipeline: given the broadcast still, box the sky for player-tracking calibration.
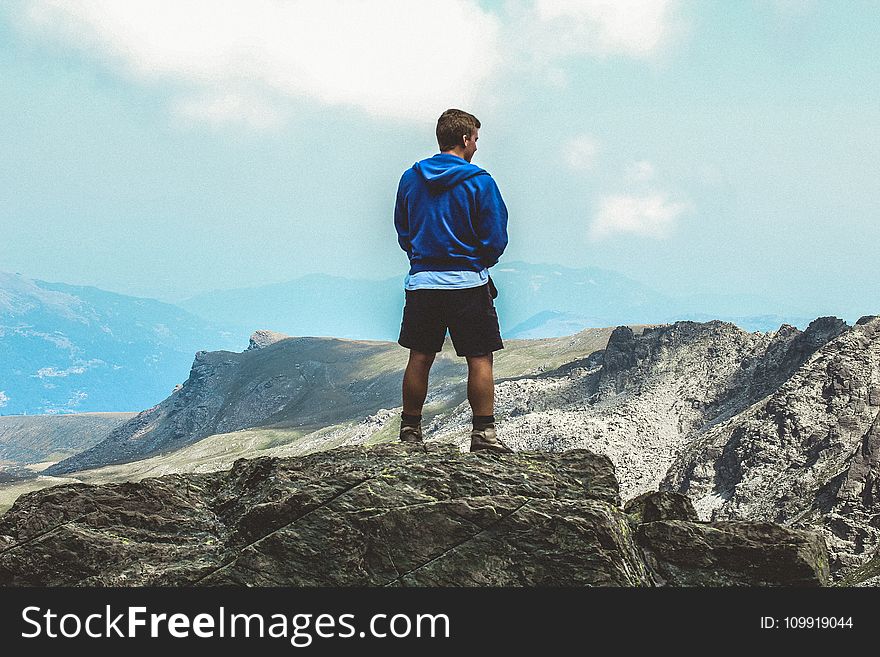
[0,0,877,319]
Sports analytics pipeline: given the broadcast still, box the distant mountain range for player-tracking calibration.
[0,272,241,415]
[177,261,821,342]
[0,263,832,414]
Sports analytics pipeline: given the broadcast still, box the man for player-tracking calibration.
[394,108,512,453]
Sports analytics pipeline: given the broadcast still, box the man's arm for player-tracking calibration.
[393,178,411,258]
[474,177,509,268]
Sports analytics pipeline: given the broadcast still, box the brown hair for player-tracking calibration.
[436,109,480,151]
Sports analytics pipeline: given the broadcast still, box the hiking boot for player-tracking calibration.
[399,425,423,443]
[469,425,513,453]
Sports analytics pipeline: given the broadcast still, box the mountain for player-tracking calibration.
[507,311,612,338]
[425,318,849,492]
[663,315,880,575]
[176,261,818,343]
[43,327,628,475]
[669,312,817,333]
[0,443,829,586]
[0,412,134,470]
[491,262,676,329]
[0,272,241,414]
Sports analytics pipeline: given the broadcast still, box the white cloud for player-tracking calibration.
[17,0,502,126]
[35,366,82,378]
[0,391,8,407]
[590,193,691,239]
[33,358,104,378]
[531,0,685,59]
[563,135,600,170]
[41,391,89,414]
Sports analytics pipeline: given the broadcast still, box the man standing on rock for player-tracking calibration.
[394,108,512,453]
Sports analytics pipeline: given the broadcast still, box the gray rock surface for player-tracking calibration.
[624,491,700,523]
[0,444,829,587]
[429,318,847,500]
[635,520,830,586]
[664,316,880,578]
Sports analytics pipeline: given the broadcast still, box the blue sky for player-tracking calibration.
[0,1,877,319]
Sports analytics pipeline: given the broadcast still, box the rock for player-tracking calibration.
[246,329,290,351]
[634,520,830,586]
[838,550,880,586]
[0,444,651,587]
[0,444,833,587]
[625,491,699,523]
[15,314,874,586]
[664,316,880,579]
[432,318,847,507]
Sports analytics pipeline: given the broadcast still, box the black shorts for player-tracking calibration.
[398,282,504,357]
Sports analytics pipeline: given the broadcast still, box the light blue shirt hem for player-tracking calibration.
[404,268,489,290]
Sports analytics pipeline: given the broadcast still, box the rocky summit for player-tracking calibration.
[0,444,828,587]
[664,315,880,576]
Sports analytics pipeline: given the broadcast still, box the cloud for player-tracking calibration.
[0,391,8,407]
[530,0,685,59]
[563,134,600,170]
[33,359,104,378]
[41,390,88,414]
[16,0,502,126]
[10,1,688,130]
[590,193,691,239]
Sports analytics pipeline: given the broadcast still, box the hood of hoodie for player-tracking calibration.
[413,153,487,192]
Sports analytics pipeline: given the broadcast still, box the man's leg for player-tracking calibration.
[399,349,435,442]
[466,352,512,453]
[402,349,435,415]
[465,353,494,416]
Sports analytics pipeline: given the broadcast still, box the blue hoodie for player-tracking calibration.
[394,153,508,274]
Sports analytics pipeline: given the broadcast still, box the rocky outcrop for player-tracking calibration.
[246,329,290,351]
[44,348,250,474]
[428,318,848,501]
[839,550,880,586]
[664,316,880,578]
[635,520,829,587]
[0,445,828,587]
[624,491,699,523]
[626,492,828,586]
